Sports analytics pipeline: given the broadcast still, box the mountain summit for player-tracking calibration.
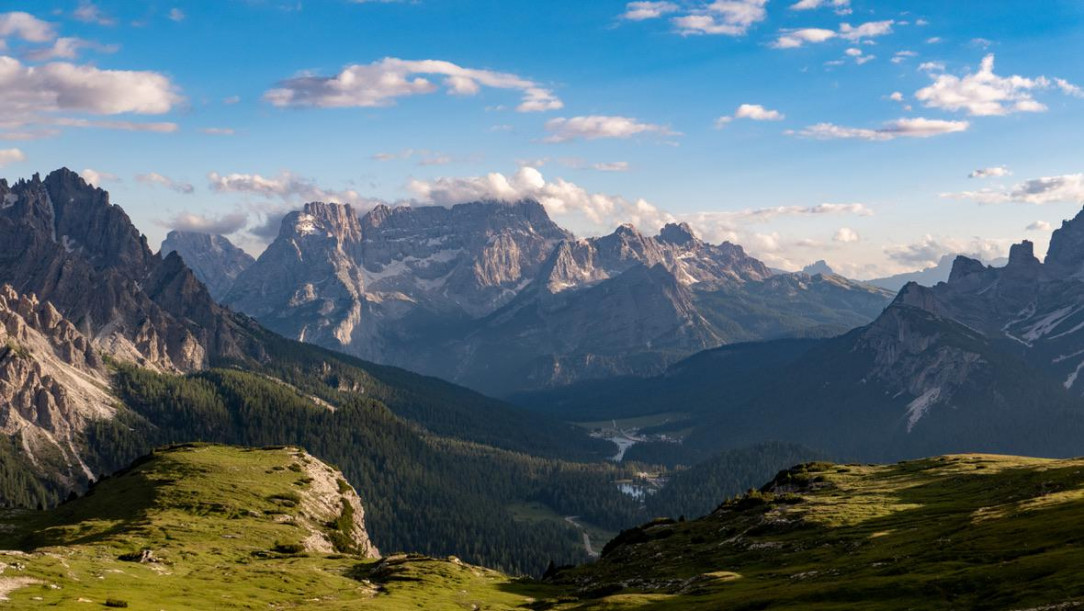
[216,199,889,394]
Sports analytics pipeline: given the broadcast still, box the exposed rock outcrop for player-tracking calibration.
[160,230,254,300]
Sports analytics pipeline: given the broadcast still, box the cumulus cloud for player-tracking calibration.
[23,37,119,61]
[791,117,969,141]
[0,56,182,132]
[791,0,850,12]
[1027,220,1052,232]
[885,235,1010,268]
[621,1,679,20]
[915,54,1081,116]
[207,170,372,205]
[0,148,26,166]
[942,173,1084,205]
[136,172,194,194]
[772,20,892,49]
[969,166,1010,179]
[0,11,56,42]
[164,211,250,235]
[168,8,185,22]
[407,166,674,233]
[263,58,562,113]
[838,20,894,41]
[79,167,118,187]
[671,0,768,36]
[543,115,677,142]
[716,103,785,127]
[770,27,836,49]
[834,227,859,243]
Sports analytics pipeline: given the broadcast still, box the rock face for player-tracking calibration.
[160,231,254,300]
[222,201,891,394]
[0,168,260,372]
[0,284,114,486]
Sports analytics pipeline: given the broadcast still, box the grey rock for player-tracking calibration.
[161,230,254,300]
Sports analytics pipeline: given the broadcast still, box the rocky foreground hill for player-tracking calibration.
[174,198,891,395]
[2,446,1082,609]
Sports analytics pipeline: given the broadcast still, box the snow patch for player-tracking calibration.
[1021,306,1080,342]
[1064,361,1084,390]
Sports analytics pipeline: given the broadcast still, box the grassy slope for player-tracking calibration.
[5,448,1084,609]
[0,444,558,609]
[545,454,1084,609]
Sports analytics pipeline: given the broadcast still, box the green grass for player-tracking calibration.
[5,447,1084,609]
[0,444,556,609]
[543,454,1084,609]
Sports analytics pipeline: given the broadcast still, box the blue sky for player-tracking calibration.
[2,0,1083,277]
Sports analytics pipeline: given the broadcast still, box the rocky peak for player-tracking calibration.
[0,284,114,486]
[1043,207,1084,278]
[802,260,835,276]
[657,222,697,246]
[1007,240,1040,268]
[947,256,987,284]
[287,201,363,245]
[161,231,255,301]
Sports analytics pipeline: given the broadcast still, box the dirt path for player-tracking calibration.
[563,516,599,559]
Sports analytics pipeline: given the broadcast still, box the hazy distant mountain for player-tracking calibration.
[161,230,254,300]
[218,203,892,395]
[801,260,835,276]
[867,254,1009,292]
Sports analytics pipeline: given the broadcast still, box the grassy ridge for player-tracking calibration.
[546,453,1084,609]
[0,445,559,609]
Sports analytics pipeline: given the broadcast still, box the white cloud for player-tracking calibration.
[207,170,368,205]
[885,234,1010,268]
[165,211,250,235]
[670,0,769,36]
[621,1,679,20]
[200,127,235,136]
[72,1,115,26]
[1027,220,1052,232]
[223,95,241,105]
[833,227,859,242]
[918,61,945,72]
[915,54,1081,116]
[0,56,182,131]
[968,166,1010,179]
[264,57,562,113]
[24,37,119,61]
[716,103,785,127]
[80,167,118,187]
[790,0,850,12]
[891,50,918,64]
[925,37,942,44]
[0,148,26,166]
[0,11,56,42]
[942,173,1084,205]
[543,115,677,142]
[136,172,194,194]
[168,8,185,22]
[771,28,836,49]
[592,161,630,172]
[50,117,178,132]
[889,91,904,101]
[407,166,673,233]
[838,20,894,41]
[791,117,969,141]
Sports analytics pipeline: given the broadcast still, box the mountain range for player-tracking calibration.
[166,199,892,395]
[522,207,1084,464]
